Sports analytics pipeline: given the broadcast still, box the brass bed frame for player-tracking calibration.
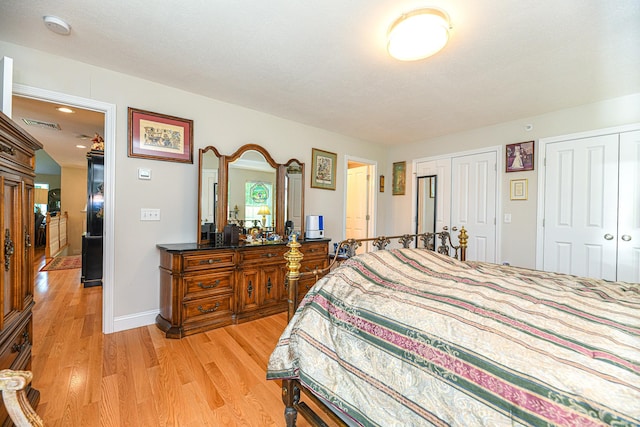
[280,227,468,427]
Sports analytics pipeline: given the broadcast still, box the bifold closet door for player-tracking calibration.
[543,134,619,281]
[617,130,640,283]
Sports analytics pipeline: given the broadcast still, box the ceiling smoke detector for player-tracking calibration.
[43,15,71,36]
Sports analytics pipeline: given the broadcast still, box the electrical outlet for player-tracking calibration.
[140,208,160,221]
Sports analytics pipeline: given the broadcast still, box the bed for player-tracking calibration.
[267,229,640,427]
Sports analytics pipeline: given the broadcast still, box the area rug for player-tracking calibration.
[41,255,82,272]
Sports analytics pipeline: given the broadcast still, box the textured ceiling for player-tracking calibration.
[1,0,639,151]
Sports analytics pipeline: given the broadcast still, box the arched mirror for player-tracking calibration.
[227,146,278,232]
[198,146,222,244]
[416,175,436,235]
[284,159,305,236]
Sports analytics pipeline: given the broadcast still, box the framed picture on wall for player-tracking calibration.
[128,107,193,163]
[392,161,406,195]
[506,141,534,172]
[510,178,528,200]
[311,148,337,190]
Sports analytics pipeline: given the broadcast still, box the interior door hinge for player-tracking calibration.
[366,214,370,221]
[544,157,546,167]
[543,218,545,227]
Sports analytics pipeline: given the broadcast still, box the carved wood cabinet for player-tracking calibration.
[0,112,42,423]
[156,239,329,338]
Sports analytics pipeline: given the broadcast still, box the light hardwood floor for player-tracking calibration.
[31,249,318,426]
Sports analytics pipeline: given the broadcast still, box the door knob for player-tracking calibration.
[621,235,632,241]
[604,234,614,240]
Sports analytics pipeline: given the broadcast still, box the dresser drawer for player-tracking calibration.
[239,246,287,265]
[0,320,31,370]
[301,242,328,259]
[184,270,234,298]
[183,295,233,324]
[183,251,235,271]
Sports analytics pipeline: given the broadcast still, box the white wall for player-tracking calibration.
[1,41,389,329]
[385,93,640,268]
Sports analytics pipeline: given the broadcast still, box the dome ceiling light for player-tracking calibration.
[387,8,451,61]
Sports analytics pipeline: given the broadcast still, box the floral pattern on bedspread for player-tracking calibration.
[267,249,640,427]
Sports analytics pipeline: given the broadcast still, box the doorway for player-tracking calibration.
[14,84,116,333]
[344,157,376,253]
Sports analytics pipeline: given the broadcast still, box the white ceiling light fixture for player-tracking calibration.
[387,8,451,61]
[43,15,71,36]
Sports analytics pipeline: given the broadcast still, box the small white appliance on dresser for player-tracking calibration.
[305,215,324,239]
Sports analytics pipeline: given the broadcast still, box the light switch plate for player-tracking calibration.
[138,168,151,180]
[504,213,512,223]
[141,208,160,221]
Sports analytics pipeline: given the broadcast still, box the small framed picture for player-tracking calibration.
[506,141,534,172]
[510,178,528,200]
[392,161,406,195]
[311,148,337,190]
[379,175,385,192]
[128,107,193,163]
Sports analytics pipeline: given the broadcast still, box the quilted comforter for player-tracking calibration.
[267,248,640,426]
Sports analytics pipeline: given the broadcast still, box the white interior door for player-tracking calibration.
[617,130,640,283]
[543,134,619,280]
[346,165,369,240]
[451,152,497,262]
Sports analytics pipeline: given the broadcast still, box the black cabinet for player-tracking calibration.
[82,151,104,287]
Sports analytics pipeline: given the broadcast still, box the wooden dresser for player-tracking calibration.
[156,239,329,338]
[0,112,42,424]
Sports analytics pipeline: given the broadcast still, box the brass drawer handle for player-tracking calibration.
[11,331,30,353]
[4,229,14,272]
[197,302,220,314]
[198,280,220,289]
[0,144,15,156]
[261,253,276,258]
[199,258,221,265]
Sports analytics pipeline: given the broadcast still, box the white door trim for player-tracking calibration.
[14,83,117,334]
[535,122,640,270]
[343,155,377,242]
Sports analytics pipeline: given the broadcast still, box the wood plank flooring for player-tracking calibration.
[30,249,321,426]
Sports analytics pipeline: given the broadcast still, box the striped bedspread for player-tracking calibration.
[267,248,640,427]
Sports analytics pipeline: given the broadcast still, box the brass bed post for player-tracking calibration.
[284,234,304,321]
[458,227,468,261]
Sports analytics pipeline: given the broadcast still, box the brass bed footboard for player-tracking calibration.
[280,227,468,427]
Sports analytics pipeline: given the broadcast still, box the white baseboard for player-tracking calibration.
[113,309,159,333]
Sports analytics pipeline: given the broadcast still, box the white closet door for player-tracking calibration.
[543,134,619,280]
[451,152,497,262]
[617,130,640,283]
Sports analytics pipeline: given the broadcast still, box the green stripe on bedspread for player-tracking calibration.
[267,249,640,427]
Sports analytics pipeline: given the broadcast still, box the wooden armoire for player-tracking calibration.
[0,111,42,424]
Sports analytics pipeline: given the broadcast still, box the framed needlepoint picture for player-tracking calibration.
[128,107,193,163]
[311,148,337,190]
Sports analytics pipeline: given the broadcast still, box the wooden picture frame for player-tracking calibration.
[510,178,528,200]
[392,161,406,195]
[128,107,193,163]
[506,141,534,172]
[311,148,337,190]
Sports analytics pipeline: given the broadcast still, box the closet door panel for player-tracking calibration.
[618,130,640,283]
[451,152,497,262]
[543,135,619,280]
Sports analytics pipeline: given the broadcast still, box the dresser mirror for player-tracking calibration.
[198,146,222,244]
[227,146,278,231]
[284,159,305,236]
